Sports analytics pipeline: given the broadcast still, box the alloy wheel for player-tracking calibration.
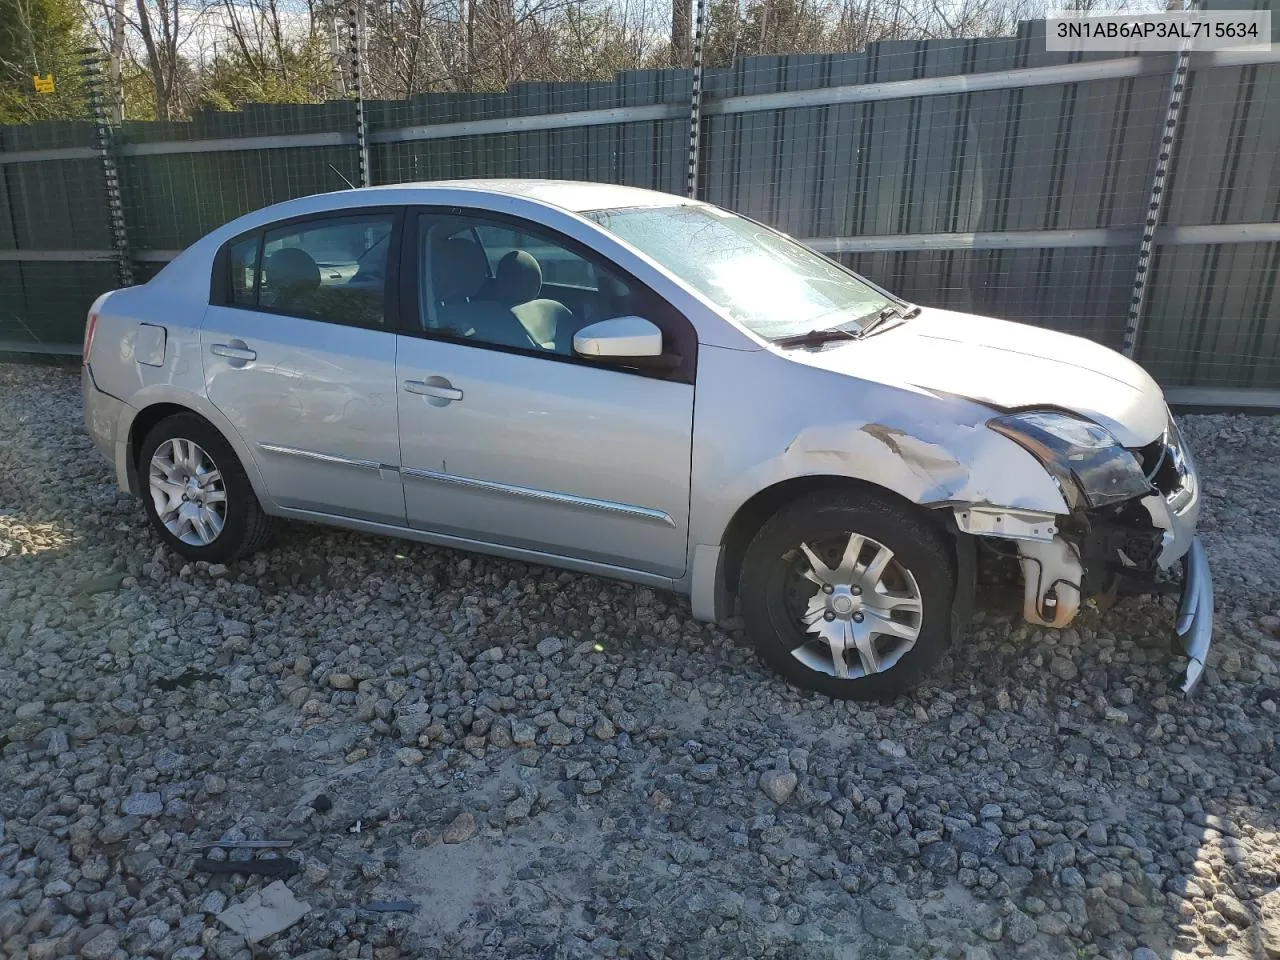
[782,532,923,679]
[148,438,227,547]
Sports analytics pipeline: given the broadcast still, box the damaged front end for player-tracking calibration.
[959,411,1213,695]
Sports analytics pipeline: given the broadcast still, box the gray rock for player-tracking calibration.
[2,369,1277,960]
[154,749,185,772]
[980,915,1003,942]
[1049,656,1078,681]
[919,842,958,874]
[954,827,1002,858]
[877,739,907,759]
[394,702,434,743]
[443,812,477,843]
[1213,893,1252,928]
[759,769,798,805]
[861,902,920,946]
[537,636,564,657]
[99,816,140,842]
[122,791,163,816]
[80,927,121,959]
[546,722,574,745]
[505,797,533,822]
[1005,908,1037,945]
[1060,866,1086,889]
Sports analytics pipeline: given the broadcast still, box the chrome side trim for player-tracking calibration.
[258,442,390,472]
[401,466,676,527]
[272,505,681,586]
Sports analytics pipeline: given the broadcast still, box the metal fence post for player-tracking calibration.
[1123,0,1196,359]
[79,47,133,287]
[347,4,371,187]
[685,0,708,199]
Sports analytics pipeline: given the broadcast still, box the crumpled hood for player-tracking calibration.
[787,307,1168,447]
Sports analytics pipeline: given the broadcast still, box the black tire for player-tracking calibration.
[138,412,274,563]
[738,490,956,701]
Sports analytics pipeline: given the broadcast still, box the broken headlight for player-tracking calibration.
[988,411,1153,510]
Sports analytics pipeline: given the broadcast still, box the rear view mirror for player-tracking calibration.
[573,316,663,359]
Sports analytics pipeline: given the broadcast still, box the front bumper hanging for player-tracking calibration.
[1175,537,1214,695]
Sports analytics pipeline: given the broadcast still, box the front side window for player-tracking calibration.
[583,204,893,341]
[417,213,650,357]
[237,214,395,327]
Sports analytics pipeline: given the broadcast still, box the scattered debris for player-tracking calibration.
[189,839,295,851]
[75,573,124,595]
[359,900,418,914]
[156,669,217,691]
[216,880,311,943]
[194,857,301,877]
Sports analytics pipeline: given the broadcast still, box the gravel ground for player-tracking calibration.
[1,358,1279,960]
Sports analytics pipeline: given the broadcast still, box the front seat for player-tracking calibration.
[494,250,574,352]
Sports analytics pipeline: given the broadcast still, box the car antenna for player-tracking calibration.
[328,164,356,190]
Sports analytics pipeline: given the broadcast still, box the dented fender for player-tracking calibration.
[682,345,1070,611]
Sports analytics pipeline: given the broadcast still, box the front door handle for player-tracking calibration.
[211,343,257,363]
[403,378,463,402]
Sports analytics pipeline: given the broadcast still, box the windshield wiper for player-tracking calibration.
[860,304,921,337]
[772,325,861,349]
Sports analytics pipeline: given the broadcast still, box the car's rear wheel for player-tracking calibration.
[139,413,274,563]
[738,491,955,701]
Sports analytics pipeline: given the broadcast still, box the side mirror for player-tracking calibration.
[573,316,663,359]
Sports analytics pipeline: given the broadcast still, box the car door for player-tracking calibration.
[202,208,407,527]
[395,209,695,579]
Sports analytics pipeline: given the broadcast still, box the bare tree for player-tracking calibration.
[671,0,690,66]
[108,0,126,122]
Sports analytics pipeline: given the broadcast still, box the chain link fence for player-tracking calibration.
[0,4,1276,398]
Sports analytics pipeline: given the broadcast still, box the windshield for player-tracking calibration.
[583,204,894,340]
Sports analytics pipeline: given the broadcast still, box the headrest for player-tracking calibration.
[265,247,320,293]
[433,237,489,302]
[495,250,543,306]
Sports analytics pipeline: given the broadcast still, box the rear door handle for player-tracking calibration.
[211,343,257,362]
[403,379,463,402]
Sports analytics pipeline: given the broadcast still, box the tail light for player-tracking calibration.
[82,311,99,362]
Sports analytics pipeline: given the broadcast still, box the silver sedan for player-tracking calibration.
[81,180,1212,699]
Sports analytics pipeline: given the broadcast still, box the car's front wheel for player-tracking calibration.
[139,413,274,563]
[738,490,956,701]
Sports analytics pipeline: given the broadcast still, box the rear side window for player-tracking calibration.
[221,214,395,328]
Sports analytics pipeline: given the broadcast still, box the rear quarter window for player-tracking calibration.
[228,235,260,306]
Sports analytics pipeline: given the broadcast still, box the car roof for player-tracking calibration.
[349,179,693,214]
